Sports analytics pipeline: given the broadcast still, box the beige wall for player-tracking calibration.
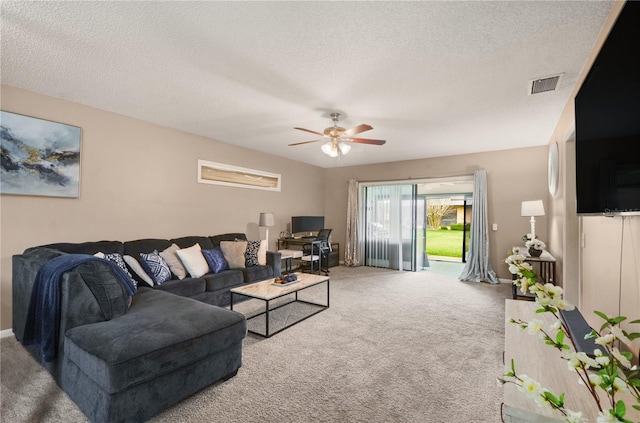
[0,85,325,330]
[323,147,549,281]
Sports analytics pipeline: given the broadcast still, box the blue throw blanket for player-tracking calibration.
[22,254,137,362]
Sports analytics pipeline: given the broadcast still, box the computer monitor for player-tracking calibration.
[291,216,324,236]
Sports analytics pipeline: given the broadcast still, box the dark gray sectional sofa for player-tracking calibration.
[12,233,282,423]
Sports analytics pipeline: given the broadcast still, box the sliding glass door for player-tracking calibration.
[360,176,473,272]
[363,184,417,271]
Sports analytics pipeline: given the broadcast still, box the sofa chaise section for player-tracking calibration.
[62,288,246,422]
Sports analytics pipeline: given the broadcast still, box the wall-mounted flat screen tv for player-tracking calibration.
[291,216,324,235]
[575,1,640,215]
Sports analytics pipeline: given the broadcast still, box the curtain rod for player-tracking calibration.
[356,171,478,186]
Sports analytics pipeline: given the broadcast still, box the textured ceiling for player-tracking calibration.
[1,1,614,168]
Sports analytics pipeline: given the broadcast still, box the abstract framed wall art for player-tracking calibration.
[197,160,281,191]
[1,111,81,198]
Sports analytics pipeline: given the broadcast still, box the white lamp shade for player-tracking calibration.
[259,212,275,227]
[521,200,545,217]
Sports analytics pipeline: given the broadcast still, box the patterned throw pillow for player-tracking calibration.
[104,252,137,289]
[202,248,229,274]
[139,250,172,286]
[245,240,261,267]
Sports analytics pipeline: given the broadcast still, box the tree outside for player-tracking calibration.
[426,198,455,229]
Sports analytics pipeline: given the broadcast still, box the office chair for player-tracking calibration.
[301,229,332,275]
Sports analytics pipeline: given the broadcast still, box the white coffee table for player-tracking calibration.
[230,273,329,338]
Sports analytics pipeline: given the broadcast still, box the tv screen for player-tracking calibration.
[575,135,640,215]
[291,216,324,235]
[575,1,640,215]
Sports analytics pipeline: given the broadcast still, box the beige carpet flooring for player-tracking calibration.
[1,266,512,422]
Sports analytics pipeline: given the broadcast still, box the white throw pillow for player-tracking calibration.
[123,255,154,287]
[258,240,267,266]
[159,243,187,280]
[175,243,210,278]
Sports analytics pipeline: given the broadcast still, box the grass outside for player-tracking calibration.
[425,228,470,258]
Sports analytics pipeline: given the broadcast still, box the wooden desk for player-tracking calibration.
[503,300,639,422]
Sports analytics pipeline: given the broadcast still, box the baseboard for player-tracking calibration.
[0,328,15,339]
[499,278,513,284]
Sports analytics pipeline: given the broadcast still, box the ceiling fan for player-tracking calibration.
[289,112,386,157]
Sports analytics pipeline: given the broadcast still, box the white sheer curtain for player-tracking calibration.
[459,169,499,284]
[345,179,360,267]
[362,184,412,270]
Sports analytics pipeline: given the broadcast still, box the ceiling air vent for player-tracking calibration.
[528,74,563,95]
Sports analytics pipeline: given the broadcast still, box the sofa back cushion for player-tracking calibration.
[171,236,214,250]
[32,241,124,255]
[123,239,172,259]
[210,233,247,248]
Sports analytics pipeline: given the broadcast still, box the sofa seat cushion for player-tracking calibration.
[243,265,274,283]
[155,277,206,297]
[203,270,244,292]
[64,289,246,394]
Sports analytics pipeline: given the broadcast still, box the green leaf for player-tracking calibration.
[511,359,516,374]
[614,400,626,418]
[543,391,563,407]
[621,351,633,361]
[594,310,609,320]
[585,330,598,340]
[629,319,640,324]
[629,378,640,388]
[627,332,640,341]
[610,316,627,325]
[556,331,565,344]
[633,404,640,411]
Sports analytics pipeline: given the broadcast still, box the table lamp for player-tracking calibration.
[259,212,275,249]
[521,200,545,239]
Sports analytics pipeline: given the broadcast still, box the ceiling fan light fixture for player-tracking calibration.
[290,112,385,158]
[321,141,338,157]
[338,142,351,155]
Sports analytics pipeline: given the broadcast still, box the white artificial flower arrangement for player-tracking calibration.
[501,248,640,423]
[525,238,547,251]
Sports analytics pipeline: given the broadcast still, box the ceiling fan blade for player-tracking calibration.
[349,137,386,145]
[342,124,373,137]
[294,127,325,137]
[288,139,325,146]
